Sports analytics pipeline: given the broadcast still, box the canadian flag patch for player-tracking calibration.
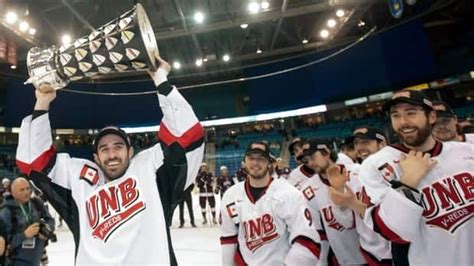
[80,165,99,186]
[226,202,238,218]
[303,186,315,200]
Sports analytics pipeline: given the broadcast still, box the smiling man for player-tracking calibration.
[15,55,205,265]
[220,141,321,265]
[431,101,474,144]
[359,90,474,265]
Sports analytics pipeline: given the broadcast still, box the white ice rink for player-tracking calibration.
[47,193,222,265]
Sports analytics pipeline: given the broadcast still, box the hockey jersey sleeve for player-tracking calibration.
[219,190,239,266]
[16,113,58,177]
[279,188,321,264]
[359,158,423,244]
[363,188,423,244]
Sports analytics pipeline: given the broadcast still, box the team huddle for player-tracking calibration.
[10,53,473,266]
[219,90,474,265]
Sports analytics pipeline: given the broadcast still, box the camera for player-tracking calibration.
[39,219,57,242]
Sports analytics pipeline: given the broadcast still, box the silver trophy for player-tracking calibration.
[25,3,158,90]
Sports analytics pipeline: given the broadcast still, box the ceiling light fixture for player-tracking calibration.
[28,28,36,35]
[327,19,337,28]
[240,23,249,29]
[194,11,205,24]
[223,54,230,62]
[256,48,262,54]
[248,2,260,14]
[173,61,181,69]
[195,58,203,66]
[358,20,366,27]
[19,21,29,32]
[336,9,345,17]
[261,1,270,10]
[302,39,308,44]
[10,65,17,70]
[320,29,329,39]
[5,11,17,24]
[61,34,72,45]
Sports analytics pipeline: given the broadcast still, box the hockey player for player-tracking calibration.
[215,165,235,199]
[15,55,205,265]
[337,137,358,165]
[275,158,291,180]
[220,141,321,265]
[431,101,474,143]
[327,127,393,265]
[359,90,474,265]
[287,137,316,190]
[196,163,217,225]
[299,139,367,265]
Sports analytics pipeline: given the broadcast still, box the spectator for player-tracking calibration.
[1,178,11,202]
[0,177,55,266]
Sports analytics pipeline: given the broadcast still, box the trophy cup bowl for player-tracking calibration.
[25,3,159,91]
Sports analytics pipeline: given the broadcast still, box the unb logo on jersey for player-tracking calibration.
[85,177,146,242]
[421,172,473,234]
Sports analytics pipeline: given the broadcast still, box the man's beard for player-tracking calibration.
[99,159,130,181]
[247,167,269,180]
[398,120,432,147]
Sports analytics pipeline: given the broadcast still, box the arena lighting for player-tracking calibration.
[121,104,328,133]
[256,48,262,54]
[336,9,345,17]
[61,34,72,45]
[5,11,17,24]
[194,11,205,24]
[19,21,29,32]
[173,61,181,69]
[320,29,329,38]
[28,28,36,35]
[261,1,270,10]
[368,91,394,102]
[195,58,203,66]
[327,19,337,28]
[55,129,75,134]
[240,23,249,29]
[302,39,308,44]
[223,54,230,62]
[344,97,368,106]
[248,2,260,14]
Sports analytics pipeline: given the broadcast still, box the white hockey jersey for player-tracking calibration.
[463,133,474,144]
[16,83,205,265]
[359,141,474,265]
[304,164,367,265]
[220,178,321,265]
[287,164,315,190]
[329,165,392,265]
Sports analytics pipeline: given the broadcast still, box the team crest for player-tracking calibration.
[421,173,473,234]
[80,165,99,185]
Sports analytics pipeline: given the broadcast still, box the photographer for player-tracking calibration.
[0,177,55,266]
[1,219,6,266]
